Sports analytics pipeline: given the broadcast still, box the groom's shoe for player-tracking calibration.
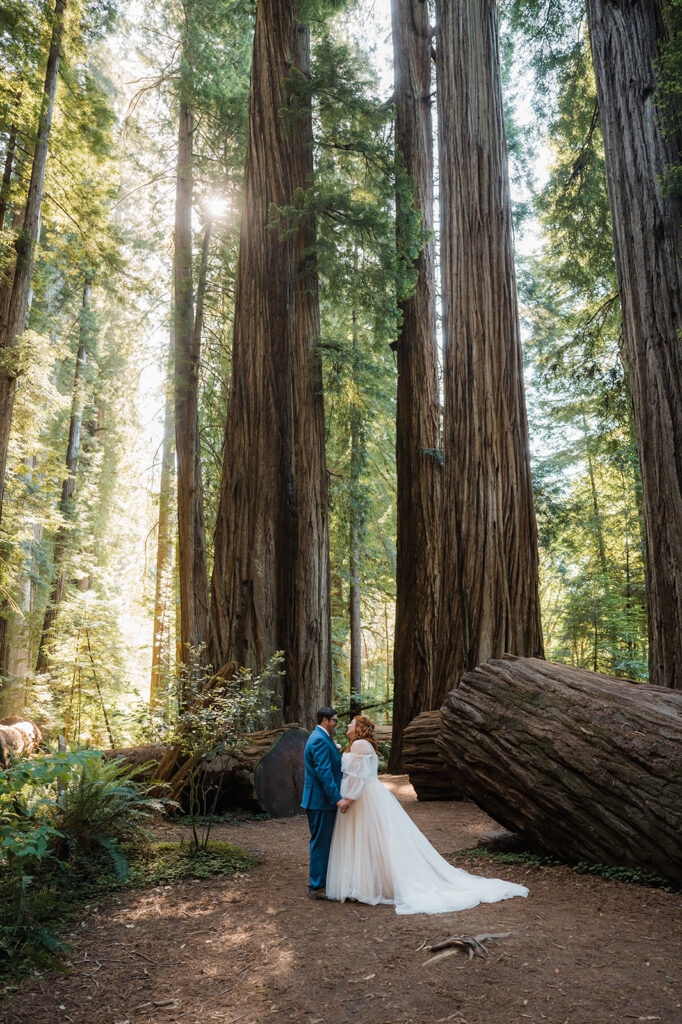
[307,887,328,900]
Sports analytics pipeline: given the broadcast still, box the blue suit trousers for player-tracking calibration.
[306,808,337,891]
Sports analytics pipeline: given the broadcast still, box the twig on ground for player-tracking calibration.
[422,932,511,965]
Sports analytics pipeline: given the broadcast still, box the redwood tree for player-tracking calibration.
[174,4,209,673]
[585,0,682,689]
[35,276,92,674]
[0,0,66,524]
[209,0,331,726]
[150,334,175,707]
[389,0,442,770]
[435,0,543,695]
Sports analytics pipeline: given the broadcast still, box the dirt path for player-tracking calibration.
[3,776,681,1024]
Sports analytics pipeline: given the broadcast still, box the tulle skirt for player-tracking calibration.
[325,778,529,915]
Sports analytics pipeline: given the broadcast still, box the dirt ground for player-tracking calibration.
[3,776,681,1024]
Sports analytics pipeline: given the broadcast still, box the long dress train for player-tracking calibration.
[325,744,529,915]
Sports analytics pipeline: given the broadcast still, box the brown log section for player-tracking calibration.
[402,710,465,801]
[202,724,309,817]
[0,716,42,767]
[106,725,309,817]
[102,743,168,780]
[438,655,682,884]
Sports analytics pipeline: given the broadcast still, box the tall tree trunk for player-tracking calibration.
[435,0,543,695]
[0,0,66,524]
[348,521,361,714]
[35,276,92,674]
[174,90,209,677]
[389,0,441,770]
[150,333,176,707]
[585,0,682,689]
[349,310,362,715]
[209,0,331,727]
[0,122,18,233]
[0,473,39,719]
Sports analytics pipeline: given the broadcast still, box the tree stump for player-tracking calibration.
[0,716,42,767]
[402,711,465,800]
[438,655,682,884]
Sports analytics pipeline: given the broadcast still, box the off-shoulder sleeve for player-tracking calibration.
[340,749,375,800]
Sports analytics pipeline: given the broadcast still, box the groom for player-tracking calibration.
[301,707,350,899]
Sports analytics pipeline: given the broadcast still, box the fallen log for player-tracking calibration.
[0,716,42,767]
[105,725,310,817]
[438,655,682,885]
[102,743,168,780]
[200,724,310,817]
[402,711,465,800]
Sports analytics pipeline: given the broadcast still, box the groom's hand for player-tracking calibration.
[337,798,351,813]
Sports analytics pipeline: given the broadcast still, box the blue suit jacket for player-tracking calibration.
[301,726,342,811]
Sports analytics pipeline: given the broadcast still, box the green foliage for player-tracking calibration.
[0,750,164,971]
[0,832,251,984]
[458,847,674,891]
[296,27,402,705]
[161,651,282,850]
[655,0,682,199]
[129,839,252,885]
[511,23,648,677]
[51,753,165,873]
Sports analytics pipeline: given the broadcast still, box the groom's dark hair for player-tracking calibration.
[316,707,337,724]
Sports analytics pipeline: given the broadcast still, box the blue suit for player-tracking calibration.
[301,726,342,891]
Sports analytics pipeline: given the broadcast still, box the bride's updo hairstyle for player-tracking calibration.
[352,715,378,754]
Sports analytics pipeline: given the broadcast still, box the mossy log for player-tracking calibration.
[0,716,42,767]
[402,711,465,800]
[438,655,682,884]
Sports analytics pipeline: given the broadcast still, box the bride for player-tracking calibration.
[325,714,529,915]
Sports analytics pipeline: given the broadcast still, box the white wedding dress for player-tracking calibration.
[325,741,529,915]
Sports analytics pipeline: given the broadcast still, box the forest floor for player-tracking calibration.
[3,776,681,1024]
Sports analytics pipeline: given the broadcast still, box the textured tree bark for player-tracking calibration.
[209,0,331,727]
[438,655,682,884]
[0,0,66,523]
[0,715,42,767]
[35,276,92,674]
[585,0,682,689]
[388,0,442,773]
[174,90,209,679]
[349,520,362,714]
[435,0,543,696]
[349,310,362,716]
[402,710,465,801]
[106,725,309,817]
[150,334,175,707]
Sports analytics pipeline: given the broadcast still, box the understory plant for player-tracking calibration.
[0,750,164,966]
[170,650,283,851]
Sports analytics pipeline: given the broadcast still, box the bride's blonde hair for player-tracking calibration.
[352,714,378,753]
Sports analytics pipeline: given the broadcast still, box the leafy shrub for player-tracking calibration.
[376,740,391,773]
[0,750,164,969]
[53,754,165,876]
[169,651,282,851]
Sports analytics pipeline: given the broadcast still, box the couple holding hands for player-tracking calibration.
[301,707,528,915]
